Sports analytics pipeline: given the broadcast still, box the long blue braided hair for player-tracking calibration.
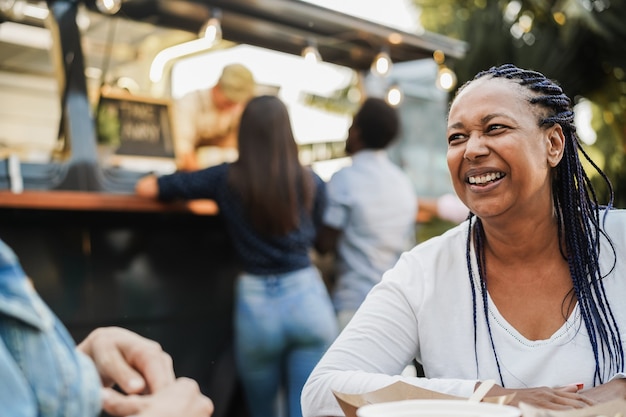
[458,63,622,386]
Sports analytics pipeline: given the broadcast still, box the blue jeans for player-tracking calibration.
[235,266,338,417]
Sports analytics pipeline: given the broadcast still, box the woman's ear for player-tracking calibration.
[546,124,565,167]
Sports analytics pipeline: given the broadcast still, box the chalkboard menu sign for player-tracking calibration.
[97,91,176,158]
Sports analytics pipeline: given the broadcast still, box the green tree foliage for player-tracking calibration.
[416,0,626,207]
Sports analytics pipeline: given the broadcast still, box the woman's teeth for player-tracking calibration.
[468,172,503,185]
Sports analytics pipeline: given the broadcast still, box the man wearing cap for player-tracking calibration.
[173,63,256,171]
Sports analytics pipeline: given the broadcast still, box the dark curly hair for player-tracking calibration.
[353,97,400,149]
[456,63,621,386]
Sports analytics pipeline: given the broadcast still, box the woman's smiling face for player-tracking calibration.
[446,77,564,221]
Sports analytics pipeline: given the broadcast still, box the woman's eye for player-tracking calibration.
[487,124,506,133]
[447,133,465,144]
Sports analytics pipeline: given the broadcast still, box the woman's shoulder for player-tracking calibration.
[399,220,470,272]
[601,208,626,233]
[379,221,471,300]
[602,208,626,243]
[603,207,626,220]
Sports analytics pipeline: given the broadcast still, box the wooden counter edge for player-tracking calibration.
[0,190,219,216]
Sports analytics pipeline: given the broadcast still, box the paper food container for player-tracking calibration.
[356,399,521,417]
[334,380,626,417]
[333,381,514,417]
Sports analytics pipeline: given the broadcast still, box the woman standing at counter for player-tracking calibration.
[136,95,338,417]
[301,64,626,416]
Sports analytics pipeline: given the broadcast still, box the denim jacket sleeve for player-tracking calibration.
[0,239,102,417]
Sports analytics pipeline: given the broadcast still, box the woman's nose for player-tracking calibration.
[463,134,489,161]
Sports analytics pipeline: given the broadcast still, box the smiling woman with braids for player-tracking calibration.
[301,64,626,415]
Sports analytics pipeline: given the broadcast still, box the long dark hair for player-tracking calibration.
[228,95,314,236]
[457,64,622,385]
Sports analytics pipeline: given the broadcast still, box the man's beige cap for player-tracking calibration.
[217,63,256,104]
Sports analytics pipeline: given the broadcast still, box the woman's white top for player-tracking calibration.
[301,209,626,417]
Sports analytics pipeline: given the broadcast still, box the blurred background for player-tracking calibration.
[1,2,625,415]
[1,0,624,213]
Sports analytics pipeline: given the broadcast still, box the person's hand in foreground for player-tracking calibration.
[102,377,214,417]
[77,326,175,395]
[78,327,213,416]
[487,383,596,410]
[579,378,626,404]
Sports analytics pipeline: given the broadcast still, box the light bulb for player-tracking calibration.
[302,45,321,64]
[386,84,403,107]
[199,17,222,43]
[371,49,392,77]
[95,0,122,15]
[436,66,457,92]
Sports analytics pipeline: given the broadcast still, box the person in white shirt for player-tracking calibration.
[315,97,417,330]
[301,64,626,416]
[173,63,256,171]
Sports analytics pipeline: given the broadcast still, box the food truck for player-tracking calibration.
[0,1,467,416]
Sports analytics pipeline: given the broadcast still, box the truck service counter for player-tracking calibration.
[0,190,247,417]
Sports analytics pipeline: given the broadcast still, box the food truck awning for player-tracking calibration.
[95,0,469,70]
[0,0,469,192]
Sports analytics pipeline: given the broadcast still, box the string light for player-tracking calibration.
[385,83,403,107]
[301,38,322,63]
[95,0,122,15]
[371,46,392,77]
[436,67,457,91]
[433,50,457,92]
[199,9,222,43]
